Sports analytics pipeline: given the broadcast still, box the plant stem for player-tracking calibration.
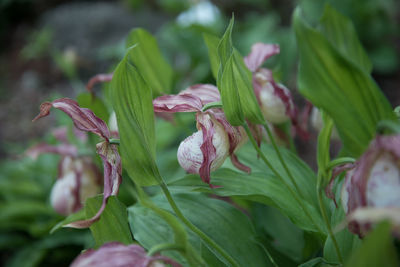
[317,174,344,263]
[243,123,323,234]
[109,138,120,145]
[159,181,240,267]
[148,243,184,256]
[326,157,355,171]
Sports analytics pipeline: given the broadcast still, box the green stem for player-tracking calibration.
[244,123,324,234]
[159,181,240,267]
[109,138,120,145]
[317,174,343,263]
[326,157,356,172]
[202,101,223,112]
[148,243,184,256]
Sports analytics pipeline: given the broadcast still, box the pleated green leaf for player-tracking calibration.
[125,28,173,96]
[217,17,264,125]
[170,144,326,233]
[293,8,395,157]
[85,196,133,248]
[128,193,271,267]
[319,4,372,73]
[111,49,160,185]
[203,33,220,80]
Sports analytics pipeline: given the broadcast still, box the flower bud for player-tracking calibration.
[50,157,101,216]
[341,135,400,236]
[177,119,229,176]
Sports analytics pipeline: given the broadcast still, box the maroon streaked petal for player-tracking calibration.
[86,73,113,93]
[197,113,217,186]
[325,163,355,208]
[71,242,182,267]
[153,94,203,113]
[230,153,251,173]
[33,98,110,140]
[65,142,121,228]
[25,143,78,159]
[181,84,221,105]
[244,43,280,72]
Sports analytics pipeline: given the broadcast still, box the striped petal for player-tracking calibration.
[33,98,111,140]
[244,43,280,72]
[71,242,182,267]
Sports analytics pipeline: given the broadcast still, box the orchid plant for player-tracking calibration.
[28,4,400,267]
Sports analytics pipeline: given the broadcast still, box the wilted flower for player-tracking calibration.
[244,43,307,139]
[153,84,249,186]
[70,242,182,267]
[341,135,400,237]
[33,98,121,228]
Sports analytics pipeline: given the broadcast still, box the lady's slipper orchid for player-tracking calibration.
[244,43,308,139]
[50,156,101,216]
[33,98,122,228]
[26,127,102,216]
[341,135,400,237]
[70,242,182,267]
[153,84,249,186]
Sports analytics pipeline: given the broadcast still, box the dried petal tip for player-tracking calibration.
[32,102,53,122]
[86,73,113,92]
[71,242,182,267]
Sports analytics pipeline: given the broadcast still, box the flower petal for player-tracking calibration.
[71,242,182,267]
[86,73,114,93]
[197,113,217,185]
[25,143,78,160]
[65,141,121,228]
[181,84,220,105]
[153,94,203,113]
[33,98,111,140]
[244,43,280,72]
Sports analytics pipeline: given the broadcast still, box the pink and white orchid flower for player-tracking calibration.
[341,135,400,237]
[153,84,249,186]
[71,242,182,267]
[26,127,102,216]
[33,98,122,228]
[244,43,308,139]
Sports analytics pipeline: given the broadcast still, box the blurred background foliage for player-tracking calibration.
[0,0,399,266]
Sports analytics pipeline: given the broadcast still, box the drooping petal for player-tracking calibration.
[33,98,111,140]
[25,143,78,160]
[244,43,280,72]
[70,242,182,267]
[66,141,121,228]
[181,84,220,105]
[197,113,217,185]
[86,73,114,93]
[325,163,355,208]
[153,94,203,113]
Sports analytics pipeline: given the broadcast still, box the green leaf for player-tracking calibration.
[85,195,133,248]
[217,17,264,126]
[125,28,173,96]
[170,143,325,233]
[50,209,86,233]
[293,8,395,157]
[319,4,372,73]
[203,33,220,80]
[345,222,399,267]
[129,193,270,267]
[77,92,109,122]
[299,257,335,267]
[111,49,160,186]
